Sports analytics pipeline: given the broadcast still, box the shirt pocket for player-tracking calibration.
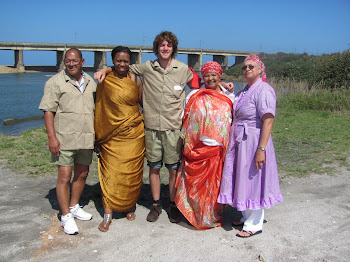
[167,79,186,100]
[56,112,81,134]
[59,84,78,113]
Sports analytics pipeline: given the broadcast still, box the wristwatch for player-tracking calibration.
[258,146,266,151]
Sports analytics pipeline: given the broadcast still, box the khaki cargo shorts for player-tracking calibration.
[52,149,93,167]
[145,128,183,166]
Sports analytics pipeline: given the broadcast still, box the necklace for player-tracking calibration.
[242,86,249,96]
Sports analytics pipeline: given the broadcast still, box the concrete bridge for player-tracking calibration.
[0,42,258,72]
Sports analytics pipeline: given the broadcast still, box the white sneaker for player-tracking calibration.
[61,213,79,235]
[69,204,93,221]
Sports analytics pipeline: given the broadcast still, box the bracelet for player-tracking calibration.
[258,146,266,151]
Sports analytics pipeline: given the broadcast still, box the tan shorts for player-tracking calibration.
[51,149,93,167]
[145,128,182,165]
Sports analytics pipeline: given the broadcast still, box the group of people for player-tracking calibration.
[39,31,283,238]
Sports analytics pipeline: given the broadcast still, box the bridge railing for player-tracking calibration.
[0,42,258,72]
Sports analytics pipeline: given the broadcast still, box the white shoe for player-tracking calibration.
[61,213,79,235]
[69,204,93,221]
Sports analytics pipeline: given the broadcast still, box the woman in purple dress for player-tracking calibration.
[218,56,283,238]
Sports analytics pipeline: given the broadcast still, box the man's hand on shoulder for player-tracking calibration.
[94,67,112,83]
[221,82,234,93]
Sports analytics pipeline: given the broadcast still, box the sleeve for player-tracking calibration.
[185,66,193,83]
[257,84,276,119]
[130,63,146,77]
[38,79,60,113]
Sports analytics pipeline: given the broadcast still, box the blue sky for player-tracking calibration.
[0,0,349,66]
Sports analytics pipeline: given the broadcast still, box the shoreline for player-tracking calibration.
[0,65,94,74]
[0,65,43,74]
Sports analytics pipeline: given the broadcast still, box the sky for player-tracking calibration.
[0,0,349,66]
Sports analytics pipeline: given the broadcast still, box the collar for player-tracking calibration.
[152,58,178,71]
[63,69,84,83]
[235,78,263,112]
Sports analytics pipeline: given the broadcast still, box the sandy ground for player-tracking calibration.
[0,160,349,262]
[0,65,41,74]
[0,66,19,73]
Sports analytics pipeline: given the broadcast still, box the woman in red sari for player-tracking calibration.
[175,61,234,230]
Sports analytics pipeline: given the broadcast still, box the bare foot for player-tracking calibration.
[98,214,112,232]
[126,212,136,221]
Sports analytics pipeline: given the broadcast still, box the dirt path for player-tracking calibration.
[0,161,349,262]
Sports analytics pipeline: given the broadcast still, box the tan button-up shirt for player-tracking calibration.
[39,70,97,150]
[131,59,193,130]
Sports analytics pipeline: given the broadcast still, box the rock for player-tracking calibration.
[3,115,43,125]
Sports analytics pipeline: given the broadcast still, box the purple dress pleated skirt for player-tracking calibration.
[218,78,283,211]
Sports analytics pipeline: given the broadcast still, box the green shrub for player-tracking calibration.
[225,50,350,90]
[277,86,350,111]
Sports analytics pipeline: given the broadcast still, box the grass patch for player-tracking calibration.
[1,103,349,179]
[273,108,350,177]
[0,127,98,178]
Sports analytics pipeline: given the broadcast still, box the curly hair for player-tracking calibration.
[153,31,178,58]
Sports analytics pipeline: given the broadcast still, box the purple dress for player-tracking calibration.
[218,78,283,211]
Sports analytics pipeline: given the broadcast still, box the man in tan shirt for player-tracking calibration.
[39,48,96,235]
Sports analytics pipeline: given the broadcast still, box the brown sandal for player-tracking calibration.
[126,212,136,221]
[98,214,112,232]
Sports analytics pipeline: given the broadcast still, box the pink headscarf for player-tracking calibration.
[201,61,223,78]
[244,56,267,82]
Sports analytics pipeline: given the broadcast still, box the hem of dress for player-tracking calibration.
[217,194,233,204]
[232,194,284,211]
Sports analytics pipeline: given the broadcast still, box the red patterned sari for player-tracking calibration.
[175,89,233,230]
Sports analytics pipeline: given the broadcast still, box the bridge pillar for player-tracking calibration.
[213,55,228,70]
[14,50,25,72]
[235,56,246,65]
[94,51,107,70]
[131,52,142,65]
[56,51,65,72]
[188,54,202,72]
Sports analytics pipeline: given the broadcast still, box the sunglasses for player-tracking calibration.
[242,65,255,70]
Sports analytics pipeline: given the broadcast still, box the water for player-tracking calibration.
[0,72,91,136]
[0,72,245,136]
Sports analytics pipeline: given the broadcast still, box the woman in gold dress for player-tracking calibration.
[95,46,145,232]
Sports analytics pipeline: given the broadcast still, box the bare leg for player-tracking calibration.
[168,169,177,202]
[149,168,161,201]
[69,163,89,207]
[56,165,73,216]
[104,207,113,215]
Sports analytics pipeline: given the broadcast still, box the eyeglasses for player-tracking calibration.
[242,65,255,70]
[64,59,80,65]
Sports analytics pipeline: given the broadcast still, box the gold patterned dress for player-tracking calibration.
[95,71,145,212]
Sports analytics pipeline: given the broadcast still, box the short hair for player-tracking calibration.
[153,31,178,58]
[65,48,82,59]
[111,46,131,60]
